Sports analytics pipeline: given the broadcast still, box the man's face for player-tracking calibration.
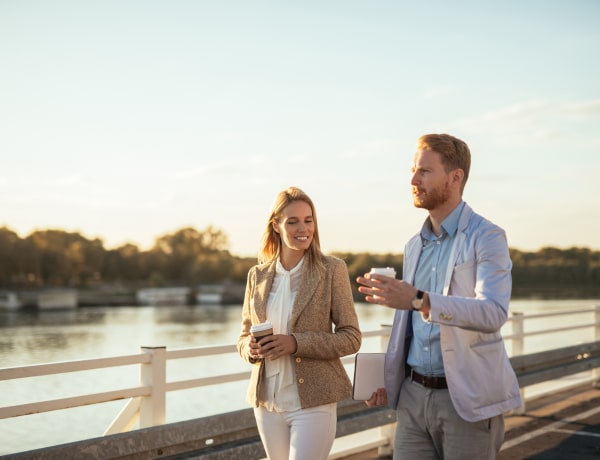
[410,149,452,210]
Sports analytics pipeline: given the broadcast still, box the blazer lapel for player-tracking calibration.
[290,263,319,326]
[443,203,473,295]
[253,262,276,322]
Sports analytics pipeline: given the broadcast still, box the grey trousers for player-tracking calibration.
[394,377,505,460]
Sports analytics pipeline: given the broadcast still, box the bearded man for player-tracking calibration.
[357,133,521,460]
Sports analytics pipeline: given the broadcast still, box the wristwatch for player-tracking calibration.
[411,290,425,311]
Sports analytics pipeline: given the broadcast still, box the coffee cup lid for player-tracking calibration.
[370,267,396,275]
[250,321,273,333]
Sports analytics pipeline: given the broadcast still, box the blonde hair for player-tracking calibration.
[259,186,324,272]
[417,133,471,193]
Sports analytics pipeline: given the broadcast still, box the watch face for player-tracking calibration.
[412,298,423,310]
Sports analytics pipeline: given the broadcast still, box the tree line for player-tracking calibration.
[1,226,599,298]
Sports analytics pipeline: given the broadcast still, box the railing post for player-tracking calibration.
[377,324,395,458]
[511,312,524,357]
[140,346,167,428]
[594,306,600,388]
[510,312,526,414]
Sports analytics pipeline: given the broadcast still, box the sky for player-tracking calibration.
[1,1,599,257]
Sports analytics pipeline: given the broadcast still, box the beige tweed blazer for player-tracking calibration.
[237,255,361,409]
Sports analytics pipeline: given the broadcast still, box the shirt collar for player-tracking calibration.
[421,201,465,242]
[276,256,304,275]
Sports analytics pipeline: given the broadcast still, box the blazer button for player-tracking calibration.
[298,378,305,384]
[295,357,301,363]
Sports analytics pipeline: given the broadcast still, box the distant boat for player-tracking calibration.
[195,284,225,305]
[0,291,22,310]
[136,287,190,306]
[196,292,223,304]
[37,289,78,310]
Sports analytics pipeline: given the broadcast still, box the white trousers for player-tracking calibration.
[254,402,337,460]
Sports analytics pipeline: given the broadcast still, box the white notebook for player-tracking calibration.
[352,353,385,400]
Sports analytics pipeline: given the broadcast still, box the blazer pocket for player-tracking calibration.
[453,259,476,273]
[470,337,503,353]
[451,260,476,293]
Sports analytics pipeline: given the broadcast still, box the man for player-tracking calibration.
[357,133,521,459]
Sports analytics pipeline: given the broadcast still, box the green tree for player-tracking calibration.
[150,226,231,284]
[0,226,20,287]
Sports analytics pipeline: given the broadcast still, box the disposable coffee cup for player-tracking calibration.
[370,267,396,278]
[250,321,274,342]
[369,267,396,299]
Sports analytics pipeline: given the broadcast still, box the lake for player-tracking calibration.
[1,298,599,455]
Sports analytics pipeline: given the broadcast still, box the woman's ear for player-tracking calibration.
[272,221,279,234]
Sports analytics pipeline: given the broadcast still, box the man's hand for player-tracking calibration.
[356,272,416,310]
[365,387,388,407]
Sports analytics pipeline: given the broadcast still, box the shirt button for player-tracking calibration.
[424,347,429,352]
[298,378,305,384]
[295,357,301,363]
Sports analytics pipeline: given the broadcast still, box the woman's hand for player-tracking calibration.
[257,334,298,360]
[247,336,261,359]
[365,387,388,407]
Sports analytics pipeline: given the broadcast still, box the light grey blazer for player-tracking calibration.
[385,203,522,422]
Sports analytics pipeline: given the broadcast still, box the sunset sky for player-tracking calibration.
[1,1,599,257]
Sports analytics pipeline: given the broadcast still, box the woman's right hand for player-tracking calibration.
[247,336,261,359]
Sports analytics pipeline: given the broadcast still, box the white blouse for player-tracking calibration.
[261,257,304,411]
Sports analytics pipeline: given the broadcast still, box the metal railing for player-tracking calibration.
[1,306,599,458]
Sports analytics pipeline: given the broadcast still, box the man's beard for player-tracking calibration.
[413,180,452,210]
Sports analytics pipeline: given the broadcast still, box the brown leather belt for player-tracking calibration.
[410,369,448,389]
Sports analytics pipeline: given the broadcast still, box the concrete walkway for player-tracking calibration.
[499,384,600,459]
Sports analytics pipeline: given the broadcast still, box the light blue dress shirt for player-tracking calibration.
[407,201,465,377]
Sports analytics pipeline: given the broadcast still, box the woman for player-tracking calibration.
[237,186,361,460]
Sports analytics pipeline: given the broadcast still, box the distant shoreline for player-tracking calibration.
[3,284,600,310]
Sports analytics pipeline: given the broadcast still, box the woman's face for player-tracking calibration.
[274,200,314,254]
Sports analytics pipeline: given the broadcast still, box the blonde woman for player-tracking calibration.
[237,186,361,460]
